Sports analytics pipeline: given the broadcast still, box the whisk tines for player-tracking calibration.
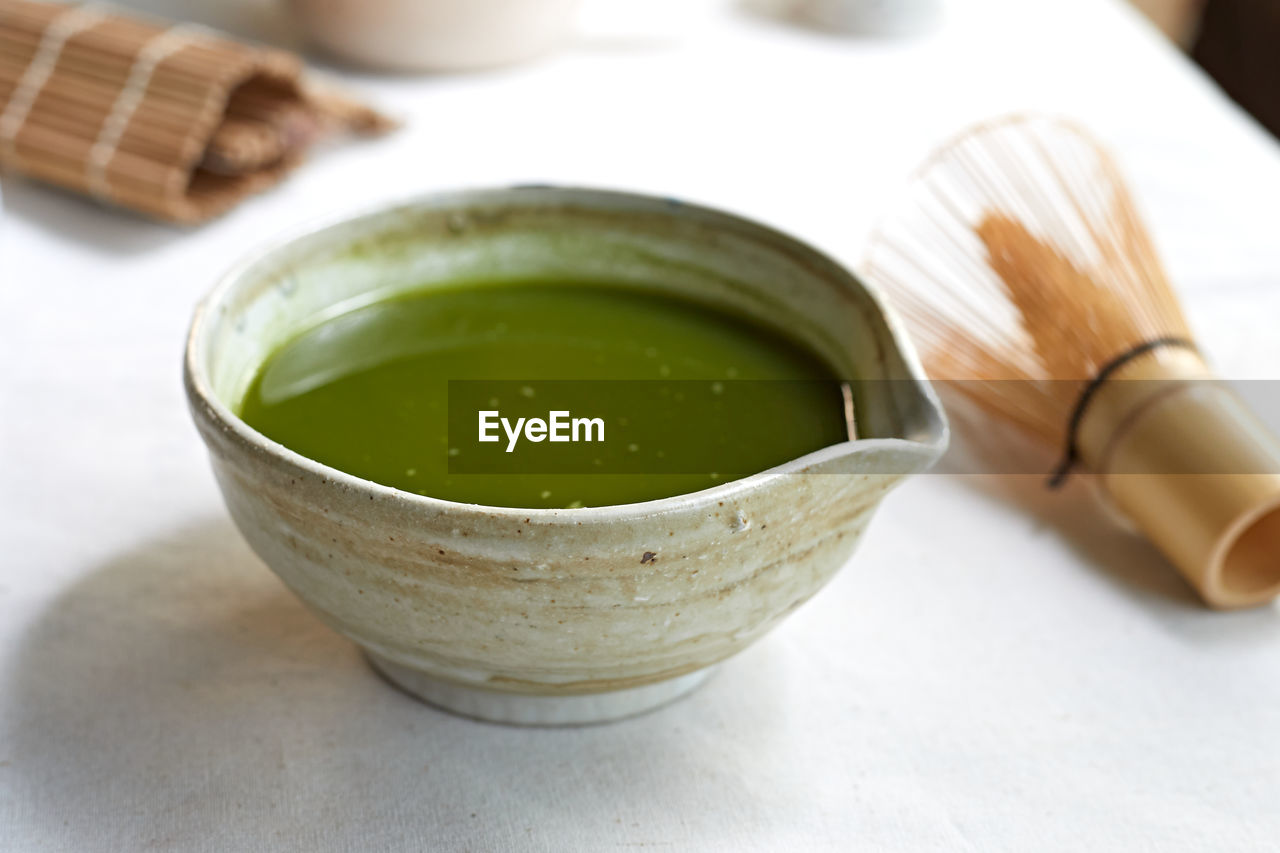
[863,115,1194,458]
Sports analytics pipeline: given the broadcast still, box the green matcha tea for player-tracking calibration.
[239,281,850,508]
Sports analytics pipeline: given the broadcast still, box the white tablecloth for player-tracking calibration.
[4,1,1280,849]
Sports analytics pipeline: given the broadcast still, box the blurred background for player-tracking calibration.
[1133,0,1280,139]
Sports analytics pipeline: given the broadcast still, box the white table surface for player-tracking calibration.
[4,0,1280,850]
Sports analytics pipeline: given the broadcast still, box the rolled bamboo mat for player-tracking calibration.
[0,0,394,223]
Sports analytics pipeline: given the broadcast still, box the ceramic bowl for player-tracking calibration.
[184,187,947,724]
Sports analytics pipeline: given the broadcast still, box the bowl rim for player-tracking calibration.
[183,184,946,521]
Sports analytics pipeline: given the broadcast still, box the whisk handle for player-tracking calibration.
[1048,337,1198,488]
[1078,351,1280,608]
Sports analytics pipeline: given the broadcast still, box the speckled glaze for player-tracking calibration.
[184,187,947,724]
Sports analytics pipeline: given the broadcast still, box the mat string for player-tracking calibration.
[0,3,107,164]
[86,23,210,200]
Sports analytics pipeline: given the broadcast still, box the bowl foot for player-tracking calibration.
[366,653,714,725]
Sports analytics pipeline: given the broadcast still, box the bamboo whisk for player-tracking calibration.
[863,114,1280,609]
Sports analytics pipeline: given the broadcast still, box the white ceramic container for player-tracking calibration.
[287,0,579,71]
[751,0,942,35]
[184,187,947,724]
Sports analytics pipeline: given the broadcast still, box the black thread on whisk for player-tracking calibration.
[1047,336,1199,489]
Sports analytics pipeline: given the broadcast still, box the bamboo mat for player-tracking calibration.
[0,0,394,223]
